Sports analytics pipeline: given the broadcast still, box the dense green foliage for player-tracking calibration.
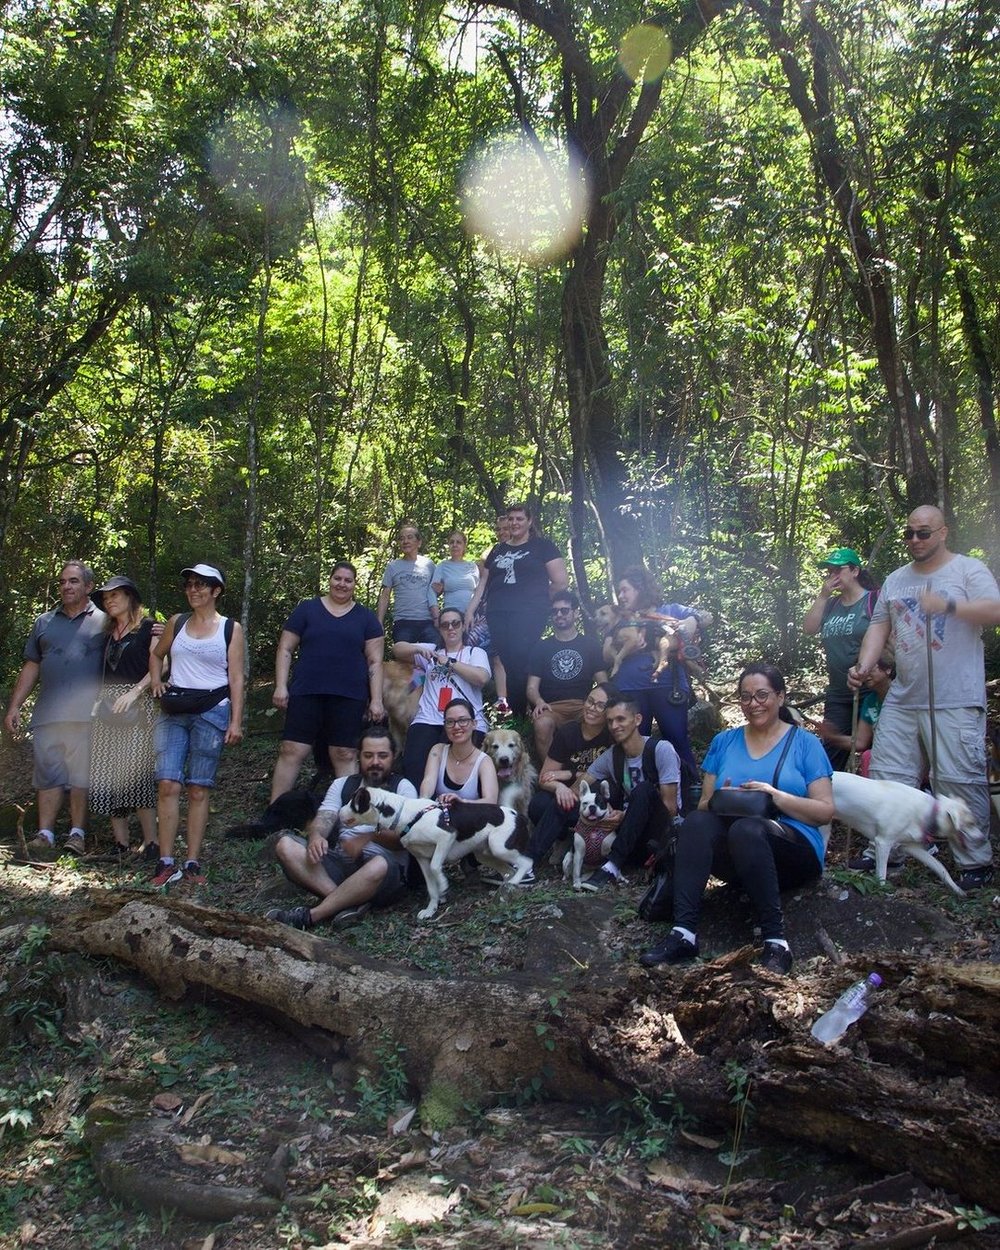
[2,0,998,682]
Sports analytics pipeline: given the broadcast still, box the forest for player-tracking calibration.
[2,0,999,683]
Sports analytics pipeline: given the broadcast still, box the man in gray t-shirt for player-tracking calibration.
[3,561,107,857]
[851,505,1000,889]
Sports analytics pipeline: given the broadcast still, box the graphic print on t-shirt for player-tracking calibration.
[494,548,530,584]
[550,647,584,680]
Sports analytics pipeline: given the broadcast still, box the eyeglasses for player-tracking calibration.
[903,526,942,541]
[584,697,609,711]
[184,579,212,590]
[738,689,774,705]
[444,716,473,728]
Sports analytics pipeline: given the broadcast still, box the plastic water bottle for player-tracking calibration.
[811,973,882,1044]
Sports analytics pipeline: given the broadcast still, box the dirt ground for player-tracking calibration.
[1,724,999,1250]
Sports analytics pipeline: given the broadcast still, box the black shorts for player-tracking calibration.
[282,694,368,750]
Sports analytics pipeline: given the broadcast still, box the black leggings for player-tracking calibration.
[486,607,550,716]
[672,810,820,941]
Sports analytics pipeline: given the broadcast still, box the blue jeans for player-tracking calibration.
[154,701,230,787]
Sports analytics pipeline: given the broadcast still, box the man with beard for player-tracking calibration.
[264,725,417,930]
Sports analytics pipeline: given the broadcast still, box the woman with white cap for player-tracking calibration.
[90,575,159,858]
[802,547,879,769]
[149,564,246,887]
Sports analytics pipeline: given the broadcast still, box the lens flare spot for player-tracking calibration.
[619,23,673,84]
[460,130,590,265]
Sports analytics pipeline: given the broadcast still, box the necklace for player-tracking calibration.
[450,747,476,765]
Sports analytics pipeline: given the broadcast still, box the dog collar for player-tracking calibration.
[920,800,940,846]
[385,804,438,838]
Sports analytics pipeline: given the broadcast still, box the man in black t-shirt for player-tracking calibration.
[526,590,607,760]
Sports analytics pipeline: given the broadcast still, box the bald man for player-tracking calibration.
[850,505,1000,890]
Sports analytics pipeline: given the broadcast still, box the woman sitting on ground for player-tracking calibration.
[639,662,832,975]
[393,608,491,786]
[419,697,499,807]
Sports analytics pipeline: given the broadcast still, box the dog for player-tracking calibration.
[382,658,421,749]
[482,728,537,816]
[830,771,987,896]
[340,787,533,919]
[225,787,321,840]
[560,779,616,888]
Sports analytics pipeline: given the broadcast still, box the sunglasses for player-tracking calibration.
[903,526,941,541]
[551,606,574,615]
[440,620,463,629]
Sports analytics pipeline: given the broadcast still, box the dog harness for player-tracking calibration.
[380,802,440,839]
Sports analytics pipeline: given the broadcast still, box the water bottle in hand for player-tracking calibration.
[811,973,882,1044]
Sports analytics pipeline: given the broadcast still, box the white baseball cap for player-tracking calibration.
[181,563,225,587]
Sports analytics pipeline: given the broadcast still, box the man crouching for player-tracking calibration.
[264,724,416,931]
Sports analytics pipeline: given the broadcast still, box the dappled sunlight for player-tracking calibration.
[619,23,674,84]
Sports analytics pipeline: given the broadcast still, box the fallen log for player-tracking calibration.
[51,891,1000,1207]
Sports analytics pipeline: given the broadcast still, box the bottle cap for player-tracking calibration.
[868,973,883,987]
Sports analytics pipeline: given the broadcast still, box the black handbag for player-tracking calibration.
[92,696,141,727]
[637,823,680,922]
[159,684,229,715]
[708,726,797,822]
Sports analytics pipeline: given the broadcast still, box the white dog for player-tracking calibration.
[482,728,537,817]
[561,779,615,889]
[340,787,533,920]
[830,771,987,896]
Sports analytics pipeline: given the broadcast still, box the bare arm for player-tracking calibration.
[477,753,500,804]
[149,615,180,696]
[420,744,444,798]
[375,585,390,625]
[919,590,1000,627]
[225,622,246,745]
[272,629,301,710]
[365,633,385,721]
[525,674,547,715]
[545,557,569,596]
[464,567,489,626]
[659,782,678,817]
[849,618,892,686]
[802,574,838,635]
[3,660,40,735]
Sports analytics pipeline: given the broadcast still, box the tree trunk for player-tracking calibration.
[52,894,1000,1208]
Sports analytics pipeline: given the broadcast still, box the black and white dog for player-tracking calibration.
[340,787,533,919]
[561,779,615,889]
[831,771,986,896]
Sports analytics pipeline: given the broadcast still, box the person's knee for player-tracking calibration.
[274,833,301,869]
[330,745,357,767]
[188,784,210,804]
[726,817,769,849]
[158,779,182,798]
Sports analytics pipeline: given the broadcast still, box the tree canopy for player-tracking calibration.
[2,0,998,678]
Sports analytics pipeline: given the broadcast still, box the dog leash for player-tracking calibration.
[846,687,860,776]
[926,608,939,797]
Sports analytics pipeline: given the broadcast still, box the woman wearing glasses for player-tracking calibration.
[640,663,832,975]
[525,682,617,869]
[393,610,491,785]
[420,698,499,805]
[802,547,879,768]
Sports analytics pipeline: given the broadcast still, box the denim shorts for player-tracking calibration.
[153,700,230,788]
[33,721,93,790]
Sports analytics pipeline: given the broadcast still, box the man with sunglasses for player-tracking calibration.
[850,505,1000,890]
[526,590,607,761]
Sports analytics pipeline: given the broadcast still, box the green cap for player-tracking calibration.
[819,547,861,568]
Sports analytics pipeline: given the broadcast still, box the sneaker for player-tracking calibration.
[639,931,699,967]
[181,861,206,885]
[848,850,876,872]
[955,864,994,892]
[265,905,314,930]
[330,903,371,930]
[64,833,86,856]
[151,860,183,888]
[479,867,506,885]
[142,841,161,864]
[502,869,535,888]
[579,866,618,894]
[759,941,793,974]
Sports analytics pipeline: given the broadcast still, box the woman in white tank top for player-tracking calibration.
[419,697,499,806]
[149,563,246,887]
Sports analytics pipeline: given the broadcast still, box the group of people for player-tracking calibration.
[6,502,997,977]
[4,560,246,888]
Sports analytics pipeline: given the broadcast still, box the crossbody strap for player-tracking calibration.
[770,725,797,789]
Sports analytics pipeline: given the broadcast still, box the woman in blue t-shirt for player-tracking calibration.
[639,662,833,975]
